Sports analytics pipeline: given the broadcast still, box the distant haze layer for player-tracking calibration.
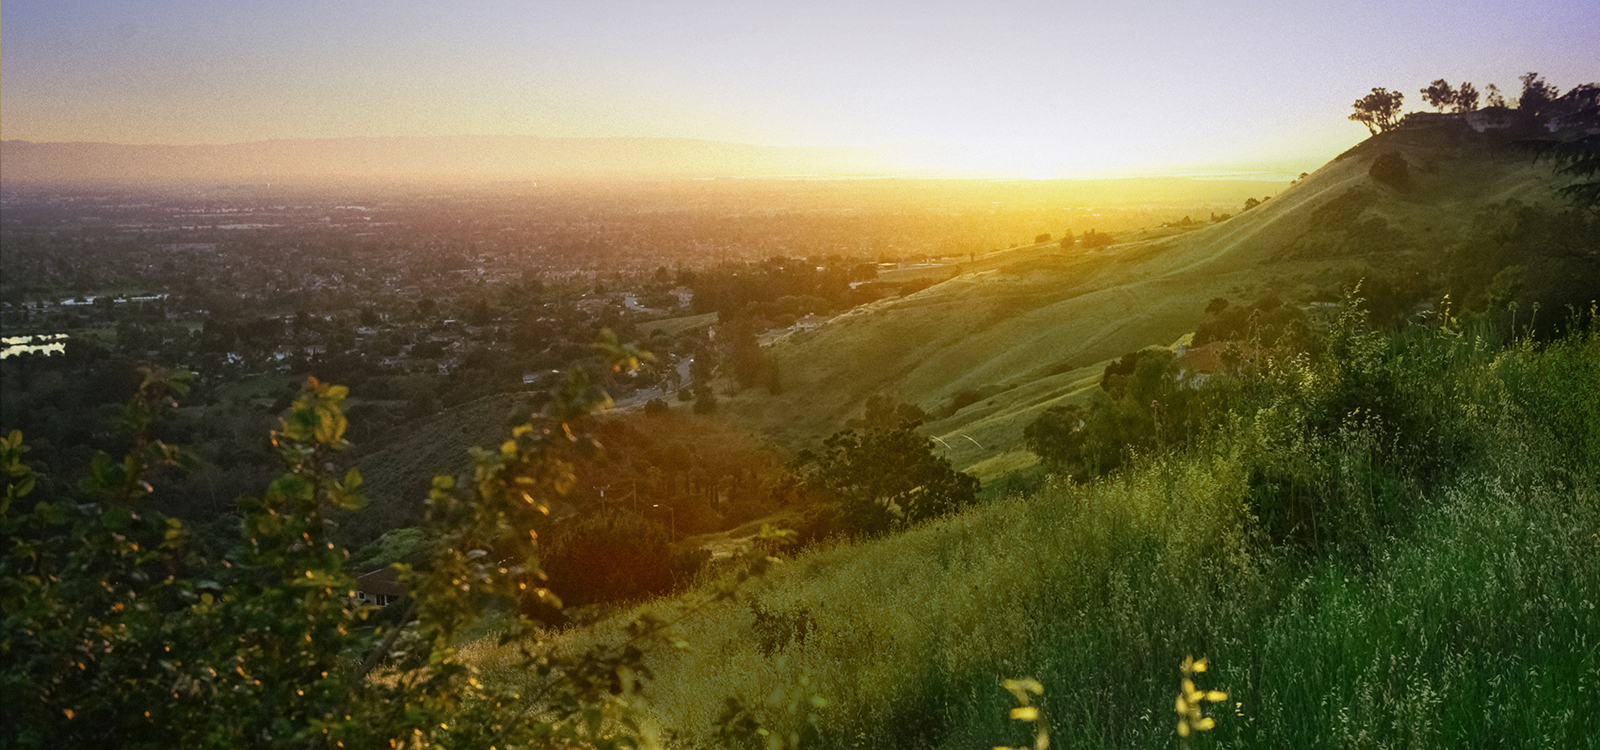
[0,136,907,185]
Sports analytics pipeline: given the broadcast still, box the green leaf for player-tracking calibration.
[329,468,367,510]
[167,369,194,396]
[342,467,363,492]
[314,405,348,446]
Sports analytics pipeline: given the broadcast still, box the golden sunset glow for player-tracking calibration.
[5,1,1598,178]
[4,0,1599,746]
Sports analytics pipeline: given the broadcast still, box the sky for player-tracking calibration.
[2,0,1597,177]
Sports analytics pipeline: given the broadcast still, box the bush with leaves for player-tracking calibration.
[862,393,927,429]
[1219,290,1522,550]
[542,507,697,609]
[801,425,979,536]
[1022,404,1088,477]
[1027,347,1214,481]
[1368,151,1411,189]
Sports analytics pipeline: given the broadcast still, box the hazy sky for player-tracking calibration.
[3,1,1597,176]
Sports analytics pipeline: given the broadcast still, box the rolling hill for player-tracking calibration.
[714,125,1596,481]
[343,124,1595,527]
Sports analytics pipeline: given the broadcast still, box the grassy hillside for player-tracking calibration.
[714,127,1581,481]
[475,312,1599,749]
[343,391,543,541]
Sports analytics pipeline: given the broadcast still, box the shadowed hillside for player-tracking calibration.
[715,126,1597,480]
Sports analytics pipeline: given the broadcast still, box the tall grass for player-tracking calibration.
[477,313,1598,748]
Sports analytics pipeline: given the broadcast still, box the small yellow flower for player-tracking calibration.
[1175,656,1226,742]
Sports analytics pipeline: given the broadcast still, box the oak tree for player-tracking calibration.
[1421,79,1457,112]
[1349,88,1405,135]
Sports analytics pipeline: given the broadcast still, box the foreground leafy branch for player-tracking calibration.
[1,339,685,749]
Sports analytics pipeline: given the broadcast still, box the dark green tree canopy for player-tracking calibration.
[1532,83,1600,211]
[1421,79,1457,112]
[863,393,927,430]
[804,425,978,536]
[1023,404,1088,471]
[1349,88,1405,135]
[1518,71,1560,115]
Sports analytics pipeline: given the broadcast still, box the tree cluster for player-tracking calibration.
[1080,229,1115,249]
[1355,72,1593,135]
[1025,347,1208,480]
[800,424,979,537]
[1420,79,1480,113]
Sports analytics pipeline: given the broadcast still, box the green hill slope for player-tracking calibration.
[342,392,541,540]
[476,317,1600,750]
[716,127,1584,480]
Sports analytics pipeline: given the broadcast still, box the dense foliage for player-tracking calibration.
[615,302,1597,750]
[801,425,979,536]
[1,341,695,748]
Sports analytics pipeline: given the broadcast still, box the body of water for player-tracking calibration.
[1,333,69,359]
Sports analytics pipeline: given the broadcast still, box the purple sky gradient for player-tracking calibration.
[3,0,1596,176]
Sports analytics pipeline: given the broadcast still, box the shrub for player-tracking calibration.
[348,526,427,574]
[863,394,926,429]
[802,425,979,536]
[543,508,704,608]
[1023,404,1088,475]
[750,600,817,656]
[947,389,984,414]
[1369,151,1411,189]
[1081,229,1115,249]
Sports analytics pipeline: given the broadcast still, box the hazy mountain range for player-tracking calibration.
[0,136,902,185]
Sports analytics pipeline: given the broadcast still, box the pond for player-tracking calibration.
[1,333,69,359]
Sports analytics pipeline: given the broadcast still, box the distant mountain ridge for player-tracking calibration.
[0,136,898,185]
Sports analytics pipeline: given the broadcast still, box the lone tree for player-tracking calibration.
[1350,88,1406,135]
[1421,79,1457,112]
[1485,83,1508,108]
[802,425,979,536]
[1023,403,1088,474]
[1518,72,1560,116]
[1531,84,1600,211]
[1454,82,1480,112]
